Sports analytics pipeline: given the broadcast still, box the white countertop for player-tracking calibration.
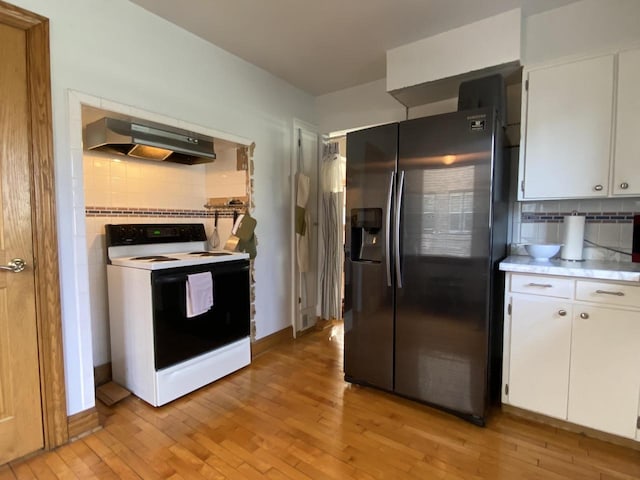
[499,255,640,282]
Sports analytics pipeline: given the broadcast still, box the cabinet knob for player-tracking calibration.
[558,309,567,316]
[620,182,629,190]
[579,312,589,319]
[593,184,603,191]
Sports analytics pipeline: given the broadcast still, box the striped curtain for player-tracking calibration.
[320,143,345,321]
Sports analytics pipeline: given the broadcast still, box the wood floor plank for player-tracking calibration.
[22,456,57,480]
[6,324,640,479]
[7,462,35,480]
[0,465,17,480]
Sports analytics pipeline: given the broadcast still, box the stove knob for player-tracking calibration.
[120,226,139,243]
[178,226,191,240]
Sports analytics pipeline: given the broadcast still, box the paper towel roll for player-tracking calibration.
[561,215,585,261]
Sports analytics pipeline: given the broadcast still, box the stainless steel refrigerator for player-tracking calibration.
[344,107,508,426]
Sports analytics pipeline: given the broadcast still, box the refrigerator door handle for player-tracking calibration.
[385,171,394,287]
[395,170,405,288]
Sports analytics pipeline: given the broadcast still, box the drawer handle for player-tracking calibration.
[558,310,567,316]
[594,184,603,191]
[580,312,589,319]
[526,283,553,288]
[595,289,625,297]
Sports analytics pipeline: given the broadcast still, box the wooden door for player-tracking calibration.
[0,21,44,464]
[0,1,68,464]
[507,295,572,419]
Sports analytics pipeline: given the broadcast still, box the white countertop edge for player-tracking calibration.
[499,256,640,282]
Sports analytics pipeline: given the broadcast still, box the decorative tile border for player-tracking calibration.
[521,211,636,223]
[85,206,243,218]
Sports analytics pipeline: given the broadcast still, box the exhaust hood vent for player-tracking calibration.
[84,117,216,165]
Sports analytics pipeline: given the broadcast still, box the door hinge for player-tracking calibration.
[525,79,529,91]
[637,416,640,429]
[520,180,525,193]
[507,303,512,316]
[505,384,509,396]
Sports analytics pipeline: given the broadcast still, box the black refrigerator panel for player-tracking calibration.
[394,108,498,422]
[344,123,397,391]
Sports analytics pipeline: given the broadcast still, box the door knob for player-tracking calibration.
[620,182,629,190]
[579,312,589,319]
[593,184,603,191]
[0,258,26,273]
[558,310,567,316]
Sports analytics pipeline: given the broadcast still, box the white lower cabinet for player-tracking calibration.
[568,305,640,438]
[503,273,640,441]
[508,296,572,419]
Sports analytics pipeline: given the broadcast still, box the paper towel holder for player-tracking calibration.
[560,211,586,262]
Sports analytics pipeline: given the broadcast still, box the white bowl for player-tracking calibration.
[525,244,561,261]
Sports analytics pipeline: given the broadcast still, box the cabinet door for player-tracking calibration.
[520,55,614,199]
[568,306,640,439]
[508,296,572,419]
[613,47,640,196]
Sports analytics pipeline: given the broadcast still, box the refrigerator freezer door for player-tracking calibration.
[344,123,397,391]
[394,109,496,420]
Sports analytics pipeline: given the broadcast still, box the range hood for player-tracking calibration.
[84,117,216,165]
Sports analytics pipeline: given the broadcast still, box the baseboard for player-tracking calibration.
[94,362,112,386]
[502,404,640,451]
[67,407,100,440]
[251,326,293,358]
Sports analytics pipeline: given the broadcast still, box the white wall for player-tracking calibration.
[387,9,521,92]
[523,0,640,64]
[12,0,315,415]
[315,79,405,135]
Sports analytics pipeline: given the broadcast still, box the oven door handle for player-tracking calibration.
[153,274,193,285]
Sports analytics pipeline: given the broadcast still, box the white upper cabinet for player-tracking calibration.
[613,47,640,196]
[519,55,614,200]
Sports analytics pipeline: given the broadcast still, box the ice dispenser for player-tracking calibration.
[350,208,383,262]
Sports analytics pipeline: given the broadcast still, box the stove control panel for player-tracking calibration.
[106,223,207,246]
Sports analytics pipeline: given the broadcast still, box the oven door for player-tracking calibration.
[151,259,250,370]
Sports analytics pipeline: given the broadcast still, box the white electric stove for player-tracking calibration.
[106,223,251,406]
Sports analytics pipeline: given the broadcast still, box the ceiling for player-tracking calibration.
[129,0,579,96]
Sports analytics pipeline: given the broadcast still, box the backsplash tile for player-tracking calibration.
[83,152,208,210]
[512,198,639,261]
[85,206,241,218]
[521,211,634,223]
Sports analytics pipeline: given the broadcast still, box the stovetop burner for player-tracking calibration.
[106,223,249,271]
[132,255,179,262]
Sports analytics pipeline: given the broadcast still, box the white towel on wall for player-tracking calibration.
[186,272,214,318]
[296,172,310,273]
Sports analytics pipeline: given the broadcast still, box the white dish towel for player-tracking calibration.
[186,272,214,318]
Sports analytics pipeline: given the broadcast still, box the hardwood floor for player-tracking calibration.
[4,324,639,479]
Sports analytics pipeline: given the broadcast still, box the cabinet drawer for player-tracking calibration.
[575,280,640,308]
[510,274,573,298]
